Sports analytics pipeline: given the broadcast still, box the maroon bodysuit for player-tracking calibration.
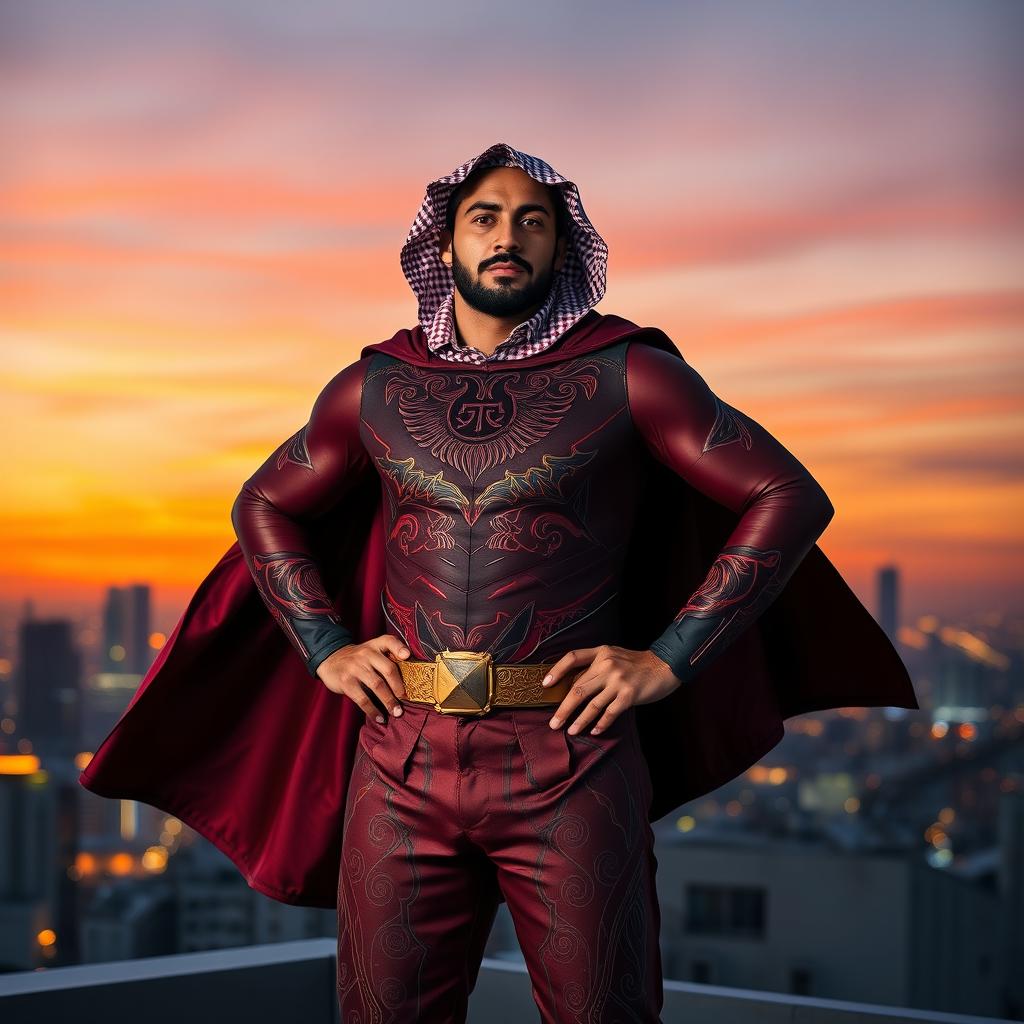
[231,337,834,687]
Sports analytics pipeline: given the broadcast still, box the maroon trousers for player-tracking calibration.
[336,700,664,1023]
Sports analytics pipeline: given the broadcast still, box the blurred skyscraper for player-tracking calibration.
[877,564,899,644]
[101,585,152,675]
[16,618,81,757]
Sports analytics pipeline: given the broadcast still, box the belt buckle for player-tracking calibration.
[433,649,495,716]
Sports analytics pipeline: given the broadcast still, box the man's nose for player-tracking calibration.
[493,223,522,250]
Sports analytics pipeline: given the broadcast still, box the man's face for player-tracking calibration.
[439,166,568,319]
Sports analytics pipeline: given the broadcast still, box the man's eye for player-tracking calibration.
[472,215,545,227]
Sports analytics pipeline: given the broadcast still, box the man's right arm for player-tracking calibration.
[230,356,374,678]
[626,342,835,688]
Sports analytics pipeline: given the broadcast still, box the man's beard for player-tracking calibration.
[450,243,557,319]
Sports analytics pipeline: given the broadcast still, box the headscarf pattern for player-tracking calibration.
[399,142,609,363]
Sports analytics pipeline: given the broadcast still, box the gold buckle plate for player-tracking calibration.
[433,649,495,716]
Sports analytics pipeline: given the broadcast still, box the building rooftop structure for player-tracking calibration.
[0,939,1016,1024]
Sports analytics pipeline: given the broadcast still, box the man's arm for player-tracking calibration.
[230,356,374,678]
[625,342,835,685]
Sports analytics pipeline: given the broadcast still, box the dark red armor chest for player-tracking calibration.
[359,340,648,663]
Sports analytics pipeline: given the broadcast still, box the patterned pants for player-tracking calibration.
[336,699,664,1023]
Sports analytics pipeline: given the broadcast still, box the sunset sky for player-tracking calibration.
[3,0,1022,634]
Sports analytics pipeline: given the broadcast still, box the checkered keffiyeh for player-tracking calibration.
[399,142,609,364]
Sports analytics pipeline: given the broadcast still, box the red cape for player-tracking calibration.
[79,311,919,908]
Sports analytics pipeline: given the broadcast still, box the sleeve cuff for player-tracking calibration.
[306,636,355,679]
[291,615,356,679]
[647,637,693,685]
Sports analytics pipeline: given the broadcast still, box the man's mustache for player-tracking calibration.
[481,255,531,273]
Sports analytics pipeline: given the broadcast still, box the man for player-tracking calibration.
[79,143,919,1023]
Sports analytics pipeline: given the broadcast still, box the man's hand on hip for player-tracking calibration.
[317,634,410,724]
[541,646,682,735]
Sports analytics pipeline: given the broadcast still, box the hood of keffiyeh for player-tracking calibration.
[399,142,609,339]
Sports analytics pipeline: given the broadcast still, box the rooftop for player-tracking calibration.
[0,939,1014,1024]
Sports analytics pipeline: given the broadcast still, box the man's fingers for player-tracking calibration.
[378,634,411,660]
[358,667,404,718]
[567,693,621,735]
[549,670,601,729]
[348,687,385,723]
[541,647,597,688]
[369,652,408,706]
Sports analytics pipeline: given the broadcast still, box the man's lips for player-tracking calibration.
[487,263,526,275]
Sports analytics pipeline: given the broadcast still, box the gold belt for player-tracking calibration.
[394,649,572,717]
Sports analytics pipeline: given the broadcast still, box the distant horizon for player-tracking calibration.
[2,561,1021,647]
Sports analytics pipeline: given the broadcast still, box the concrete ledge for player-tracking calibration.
[0,939,1014,1024]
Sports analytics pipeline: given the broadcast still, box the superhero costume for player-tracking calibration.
[232,335,834,695]
[78,140,918,950]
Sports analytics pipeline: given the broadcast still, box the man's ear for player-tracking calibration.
[438,228,453,267]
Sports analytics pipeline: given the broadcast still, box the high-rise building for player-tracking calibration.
[877,564,899,644]
[17,619,81,756]
[101,584,153,675]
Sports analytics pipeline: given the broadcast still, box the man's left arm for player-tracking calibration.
[625,342,835,684]
[542,341,834,732]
